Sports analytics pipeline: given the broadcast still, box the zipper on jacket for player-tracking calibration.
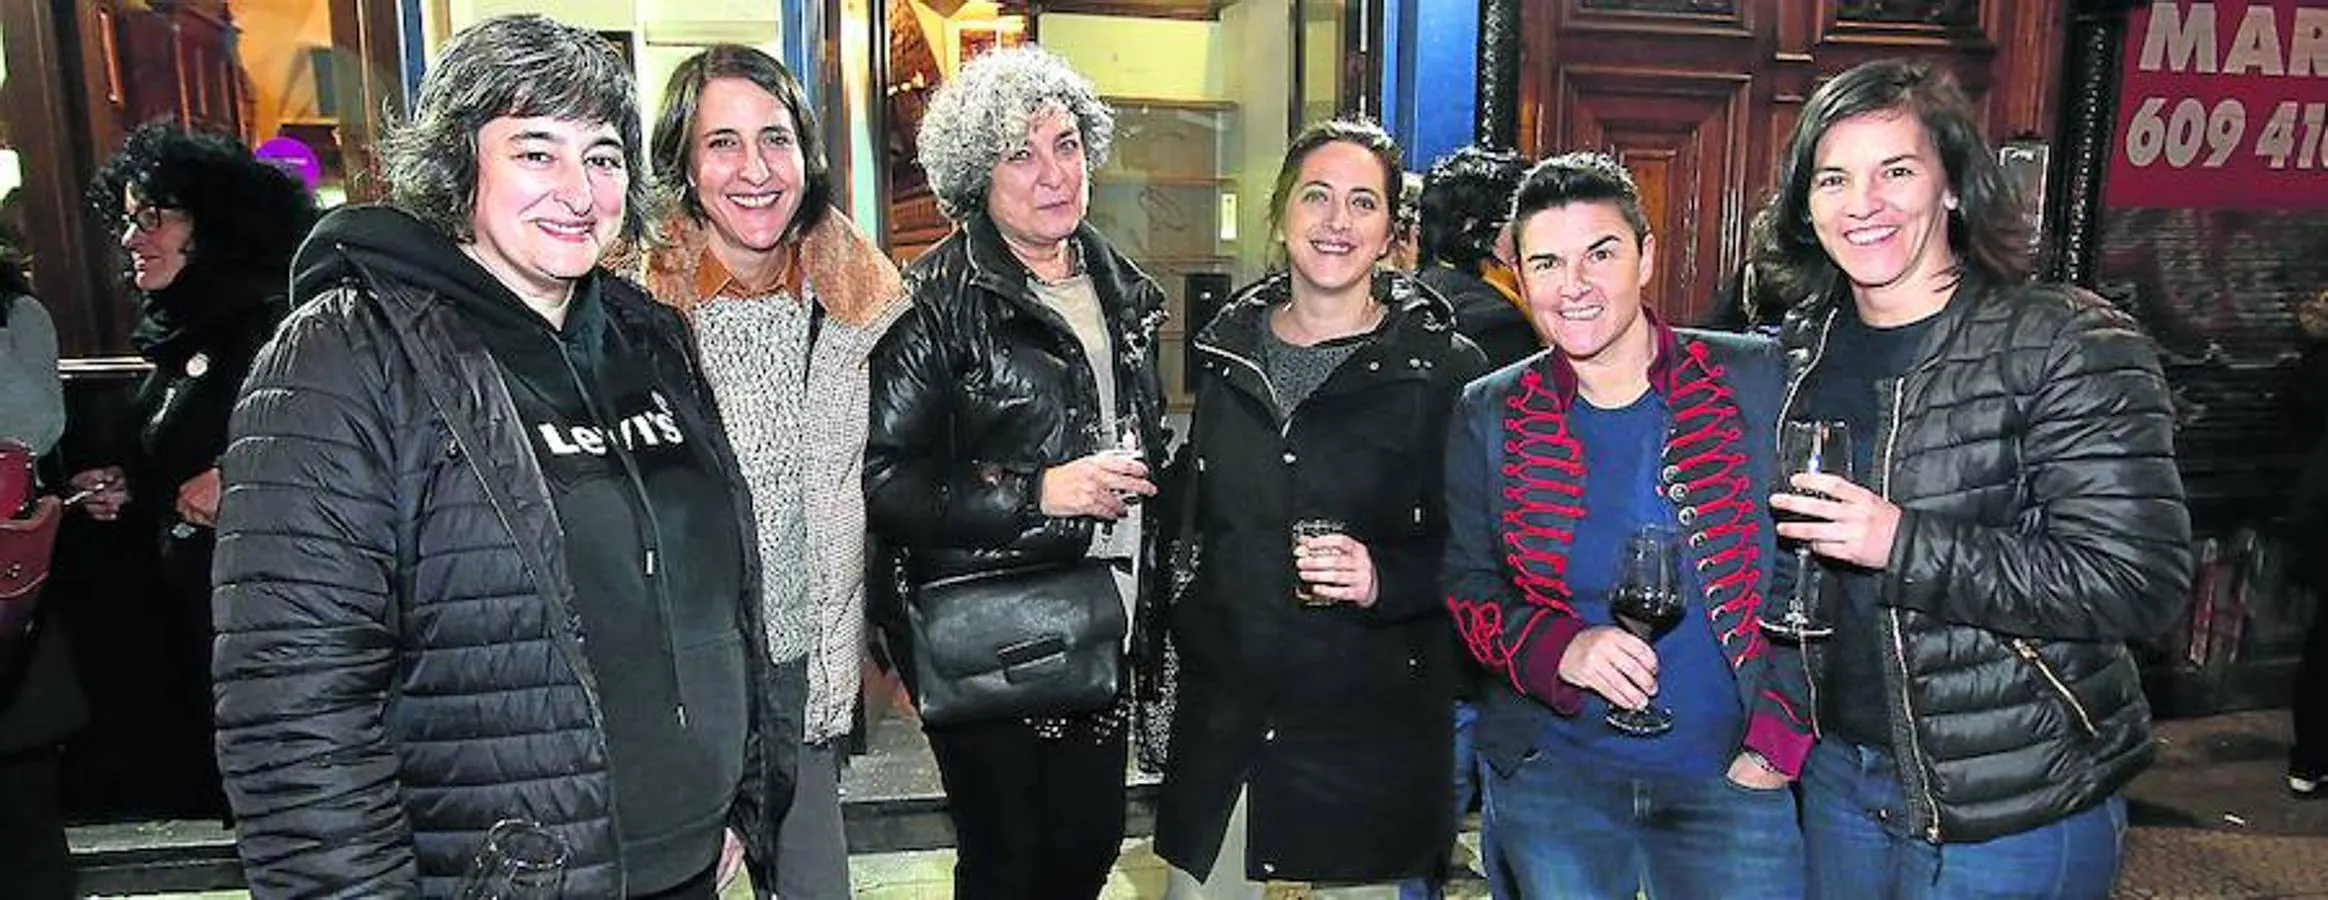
[1193,338,1293,439]
[1776,309,1837,738]
[1876,373,1942,843]
[555,341,691,729]
[2012,638,2100,737]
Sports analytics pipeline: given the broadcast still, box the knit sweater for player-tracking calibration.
[636,209,909,743]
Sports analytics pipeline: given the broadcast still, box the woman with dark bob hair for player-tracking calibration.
[636,44,907,898]
[1752,58,2191,898]
[71,121,316,820]
[211,14,789,897]
[864,45,1165,899]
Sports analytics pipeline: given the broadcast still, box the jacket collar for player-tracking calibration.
[1532,309,1689,413]
[959,213,1169,356]
[1788,268,1997,374]
[636,206,906,328]
[1195,269,1454,357]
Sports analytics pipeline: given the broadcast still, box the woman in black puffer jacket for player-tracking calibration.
[1753,59,2191,899]
[212,16,789,898]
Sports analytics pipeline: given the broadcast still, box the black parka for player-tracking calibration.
[1154,271,1486,883]
[211,210,789,898]
[1779,274,2193,844]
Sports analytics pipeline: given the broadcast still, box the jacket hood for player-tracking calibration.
[293,205,573,342]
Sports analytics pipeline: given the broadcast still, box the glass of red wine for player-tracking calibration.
[1759,420,1852,641]
[1605,526,1684,737]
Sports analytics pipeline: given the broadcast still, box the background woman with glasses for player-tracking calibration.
[68,122,316,820]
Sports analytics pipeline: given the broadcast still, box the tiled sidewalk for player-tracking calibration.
[83,710,2328,898]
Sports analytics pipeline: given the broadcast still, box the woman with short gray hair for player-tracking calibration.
[865,46,1167,899]
[212,14,788,897]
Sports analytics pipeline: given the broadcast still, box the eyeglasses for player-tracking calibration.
[121,205,186,235]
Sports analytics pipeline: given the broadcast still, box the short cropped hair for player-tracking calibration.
[89,122,319,284]
[916,46,1115,222]
[1509,152,1650,250]
[1419,145,1525,272]
[650,45,831,242]
[1752,58,2030,304]
[380,14,652,243]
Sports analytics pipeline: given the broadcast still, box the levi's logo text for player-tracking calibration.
[536,391,686,457]
[524,390,696,490]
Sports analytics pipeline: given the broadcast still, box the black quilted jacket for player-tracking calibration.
[211,210,787,898]
[1778,274,2192,843]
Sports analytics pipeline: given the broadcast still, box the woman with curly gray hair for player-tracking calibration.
[211,14,788,898]
[865,45,1167,899]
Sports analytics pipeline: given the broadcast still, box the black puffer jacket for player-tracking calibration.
[1155,271,1486,883]
[1779,275,2192,843]
[212,210,787,898]
[864,215,1169,670]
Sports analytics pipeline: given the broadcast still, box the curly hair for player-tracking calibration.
[916,46,1114,222]
[1419,144,1525,272]
[89,122,319,283]
[1264,118,1404,269]
[1751,58,2031,305]
[650,44,831,242]
[380,14,652,242]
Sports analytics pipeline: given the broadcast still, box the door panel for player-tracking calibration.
[1520,0,2062,323]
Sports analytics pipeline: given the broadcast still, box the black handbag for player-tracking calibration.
[905,560,1126,727]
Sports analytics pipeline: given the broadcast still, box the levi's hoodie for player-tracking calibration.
[296,207,749,893]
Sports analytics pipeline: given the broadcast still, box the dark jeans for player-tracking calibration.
[1480,746,1803,899]
[0,746,74,900]
[1803,741,2126,899]
[2294,597,2328,779]
[925,716,1127,900]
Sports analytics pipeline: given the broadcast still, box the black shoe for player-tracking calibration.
[2291,769,2324,800]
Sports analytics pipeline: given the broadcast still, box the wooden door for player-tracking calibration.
[1519,0,2063,323]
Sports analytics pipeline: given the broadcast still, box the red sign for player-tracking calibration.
[2106,0,2328,209]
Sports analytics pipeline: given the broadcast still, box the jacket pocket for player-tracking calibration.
[2011,638,2099,739]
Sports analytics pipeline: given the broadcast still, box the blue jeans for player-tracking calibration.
[1398,701,1486,900]
[1802,741,2128,900]
[1480,747,1804,899]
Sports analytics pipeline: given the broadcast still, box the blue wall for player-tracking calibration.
[1383,0,1480,172]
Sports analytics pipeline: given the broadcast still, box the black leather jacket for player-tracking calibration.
[1779,274,2192,843]
[863,216,1169,648]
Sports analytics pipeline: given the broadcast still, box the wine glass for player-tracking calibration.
[456,819,568,900]
[1758,420,1853,641]
[1605,526,1684,737]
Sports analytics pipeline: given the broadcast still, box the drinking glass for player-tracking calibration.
[1105,415,1145,507]
[1758,420,1853,640]
[455,819,568,900]
[1290,517,1347,608]
[1605,526,1685,737]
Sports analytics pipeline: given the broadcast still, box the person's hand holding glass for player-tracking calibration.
[1760,421,1850,639]
[1039,417,1156,521]
[1291,517,1378,608]
[1554,526,1683,736]
[1767,419,1908,629]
